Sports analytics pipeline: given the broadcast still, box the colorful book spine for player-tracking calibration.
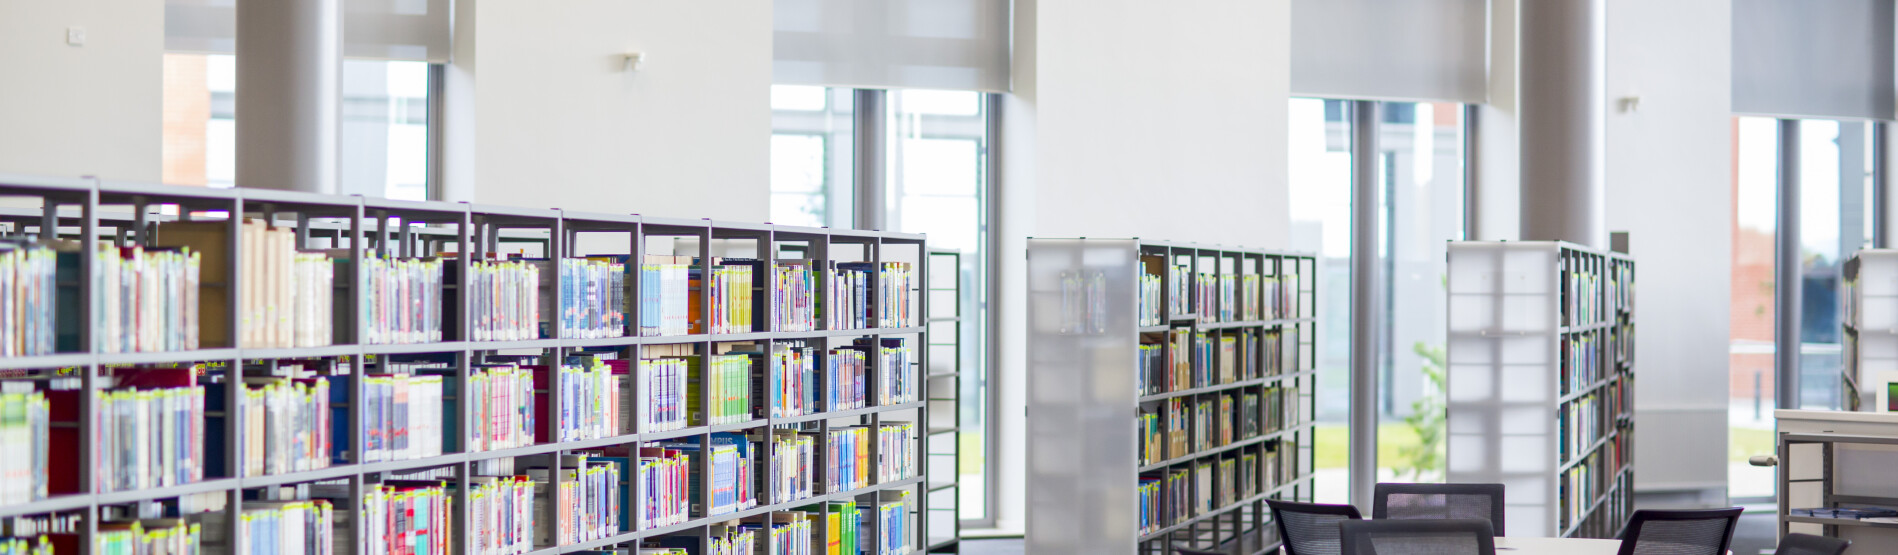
[877,262,916,328]
[230,377,333,476]
[824,427,871,493]
[460,364,536,452]
[705,259,760,335]
[709,525,758,555]
[0,536,52,555]
[234,500,336,555]
[637,357,689,432]
[90,519,200,555]
[826,347,867,412]
[1138,269,1162,327]
[866,490,911,555]
[764,429,817,503]
[529,455,621,545]
[668,433,756,516]
[59,381,205,493]
[361,255,444,345]
[826,264,870,331]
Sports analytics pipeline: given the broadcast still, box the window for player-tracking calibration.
[1729,118,1876,500]
[1290,98,1466,503]
[886,89,991,522]
[160,54,434,200]
[770,86,855,228]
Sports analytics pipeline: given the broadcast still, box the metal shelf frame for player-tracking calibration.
[0,176,936,555]
[1025,239,1319,555]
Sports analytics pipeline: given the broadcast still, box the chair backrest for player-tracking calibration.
[1172,548,1228,555]
[1267,499,1364,555]
[1339,518,1496,555]
[1372,482,1507,536]
[1774,533,1852,555]
[1616,508,1744,555]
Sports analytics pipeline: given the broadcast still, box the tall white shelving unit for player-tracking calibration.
[1843,249,1898,412]
[1446,241,1634,539]
[1025,239,1317,555]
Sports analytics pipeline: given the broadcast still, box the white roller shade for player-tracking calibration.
[774,0,1010,93]
[1290,0,1488,103]
[166,0,451,63]
[1733,0,1894,120]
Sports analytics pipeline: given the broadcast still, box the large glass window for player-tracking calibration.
[1727,118,1874,500]
[886,89,991,522]
[161,54,433,199]
[1290,99,1465,503]
[770,86,855,228]
[1288,98,1355,503]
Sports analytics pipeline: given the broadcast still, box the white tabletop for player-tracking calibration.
[1496,537,1623,555]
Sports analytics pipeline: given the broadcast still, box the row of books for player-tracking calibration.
[540,360,622,442]
[674,433,756,516]
[325,373,445,464]
[640,255,694,337]
[464,259,542,342]
[95,244,202,353]
[362,256,445,345]
[555,258,628,339]
[767,343,818,418]
[708,525,758,555]
[1138,271,1162,327]
[1562,332,1602,394]
[223,500,337,555]
[465,365,539,452]
[0,390,48,503]
[773,262,819,332]
[692,354,752,426]
[633,356,690,433]
[822,423,918,492]
[827,265,872,331]
[363,483,447,555]
[97,519,201,555]
[1138,327,1299,394]
[210,377,335,477]
[1138,443,1295,535]
[636,446,691,529]
[704,260,760,335]
[0,537,50,555]
[532,455,622,545]
[1559,392,1603,463]
[151,220,329,350]
[766,430,818,503]
[1139,387,1300,465]
[1195,273,1227,323]
[0,242,60,357]
[80,378,207,493]
[868,491,913,555]
[873,339,917,405]
[1562,258,1603,327]
[467,475,536,555]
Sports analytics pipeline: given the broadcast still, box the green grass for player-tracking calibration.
[1730,426,1775,463]
[1314,423,1437,470]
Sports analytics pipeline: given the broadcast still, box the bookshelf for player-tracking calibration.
[923,249,962,554]
[1024,239,1317,555]
[0,174,933,555]
[1843,249,1898,412]
[1445,241,1635,539]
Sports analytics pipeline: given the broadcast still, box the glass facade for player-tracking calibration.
[770,85,855,228]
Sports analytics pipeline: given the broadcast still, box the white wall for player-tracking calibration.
[997,0,1293,532]
[449,0,772,222]
[1604,0,1732,498]
[0,0,163,181]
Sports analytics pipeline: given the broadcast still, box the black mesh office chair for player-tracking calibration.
[1267,499,1363,555]
[1339,518,1497,555]
[1173,548,1227,555]
[1371,482,1507,536]
[1616,508,1743,555]
[1774,533,1851,555]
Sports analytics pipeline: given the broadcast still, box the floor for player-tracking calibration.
[953,513,1780,555]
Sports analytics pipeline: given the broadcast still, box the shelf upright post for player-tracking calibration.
[452,205,474,555]
[131,195,148,245]
[222,192,247,555]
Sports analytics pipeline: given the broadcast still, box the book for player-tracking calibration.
[51,367,203,493]
[531,359,620,443]
[207,376,332,477]
[152,220,332,349]
[767,341,818,418]
[760,429,817,503]
[325,373,443,464]
[455,364,536,453]
[826,263,871,331]
[634,346,689,433]
[560,258,627,339]
[664,433,755,516]
[827,346,868,412]
[527,455,621,545]
[457,259,541,342]
[363,482,445,555]
[876,422,917,482]
[871,338,916,405]
[0,241,58,357]
[688,354,752,426]
[865,490,912,555]
[636,445,690,529]
[463,474,535,555]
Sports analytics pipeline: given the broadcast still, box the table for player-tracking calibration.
[1496,537,1623,554]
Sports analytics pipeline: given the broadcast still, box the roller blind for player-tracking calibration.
[166,0,452,63]
[1733,0,1894,120]
[1290,0,1488,103]
[774,0,1011,93]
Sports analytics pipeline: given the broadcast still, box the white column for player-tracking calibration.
[236,0,342,193]
[1518,0,1606,247]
